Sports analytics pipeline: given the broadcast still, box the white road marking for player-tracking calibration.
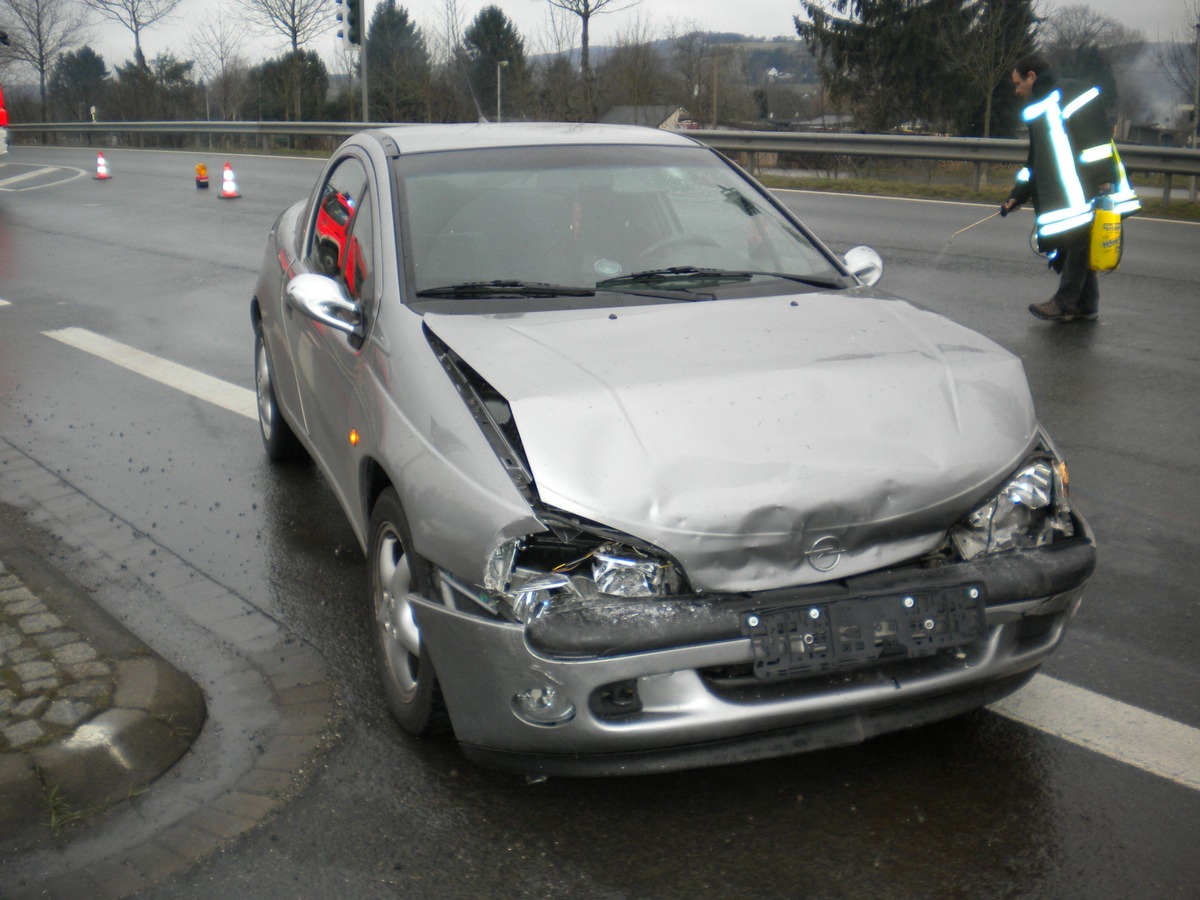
[0,299,10,307]
[37,327,1200,793]
[991,674,1200,791]
[42,327,256,420]
[0,165,86,191]
[0,166,57,188]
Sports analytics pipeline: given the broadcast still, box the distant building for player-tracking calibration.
[600,105,692,129]
[794,114,855,132]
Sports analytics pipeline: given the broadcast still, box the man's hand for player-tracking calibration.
[1000,198,1020,217]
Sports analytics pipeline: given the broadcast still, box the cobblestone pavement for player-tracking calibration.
[1,434,335,897]
[0,533,206,847]
[1,561,118,754]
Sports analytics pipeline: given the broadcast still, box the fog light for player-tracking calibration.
[512,685,576,726]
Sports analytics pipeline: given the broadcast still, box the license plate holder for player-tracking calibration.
[742,584,986,681]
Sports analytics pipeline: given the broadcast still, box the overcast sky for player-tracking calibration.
[69,0,1198,73]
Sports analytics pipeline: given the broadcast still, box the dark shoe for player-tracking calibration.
[1029,299,1074,321]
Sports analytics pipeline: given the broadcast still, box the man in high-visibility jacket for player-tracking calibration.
[1001,53,1139,322]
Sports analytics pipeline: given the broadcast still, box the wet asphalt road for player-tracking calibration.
[0,145,1197,897]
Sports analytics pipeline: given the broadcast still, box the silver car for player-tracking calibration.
[251,124,1094,776]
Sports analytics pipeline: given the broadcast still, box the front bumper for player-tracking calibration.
[416,535,1094,777]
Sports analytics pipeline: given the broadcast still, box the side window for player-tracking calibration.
[309,157,369,291]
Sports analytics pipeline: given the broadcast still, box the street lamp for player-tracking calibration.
[497,60,509,123]
[1192,21,1199,201]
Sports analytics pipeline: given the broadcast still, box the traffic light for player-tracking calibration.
[335,0,362,49]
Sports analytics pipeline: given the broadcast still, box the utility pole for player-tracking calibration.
[497,60,509,123]
[1192,21,1199,202]
[361,36,369,125]
[711,51,719,129]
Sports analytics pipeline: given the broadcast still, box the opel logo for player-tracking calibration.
[807,536,844,572]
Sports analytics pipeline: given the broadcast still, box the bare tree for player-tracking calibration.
[430,0,468,66]
[236,0,327,120]
[187,17,250,120]
[1156,0,1199,137]
[544,0,639,116]
[429,0,477,120]
[2,0,94,119]
[532,3,581,119]
[237,0,326,53]
[1041,3,1142,56]
[943,0,1038,139]
[82,0,181,69]
[536,1,579,60]
[594,12,663,118]
[668,23,711,118]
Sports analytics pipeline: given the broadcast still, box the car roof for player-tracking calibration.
[368,122,701,156]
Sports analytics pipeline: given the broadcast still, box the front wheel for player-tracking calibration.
[254,327,305,462]
[369,488,444,735]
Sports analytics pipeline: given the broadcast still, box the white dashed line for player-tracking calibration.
[991,674,1200,791]
[0,165,87,191]
[37,326,1200,793]
[0,166,58,188]
[42,327,256,420]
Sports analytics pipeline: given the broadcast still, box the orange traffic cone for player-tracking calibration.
[94,152,111,180]
[218,162,240,199]
[195,162,209,189]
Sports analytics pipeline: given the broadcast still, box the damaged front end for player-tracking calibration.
[484,517,688,626]
[416,312,1093,775]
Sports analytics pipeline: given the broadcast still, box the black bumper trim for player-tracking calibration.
[527,536,1095,658]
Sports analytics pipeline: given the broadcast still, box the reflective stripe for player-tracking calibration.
[1020,90,1089,231]
[1113,197,1142,216]
[1080,144,1114,164]
[1016,167,1032,183]
[1022,89,1062,122]
[1110,154,1141,215]
[1062,86,1100,119]
[1038,203,1093,227]
[1038,208,1093,237]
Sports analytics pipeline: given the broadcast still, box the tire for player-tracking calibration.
[254,327,305,462]
[369,487,445,735]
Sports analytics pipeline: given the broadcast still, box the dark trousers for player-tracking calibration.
[1050,228,1098,316]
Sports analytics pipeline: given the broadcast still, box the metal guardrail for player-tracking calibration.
[10,120,1200,198]
[8,120,362,139]
[685,129,1200,178]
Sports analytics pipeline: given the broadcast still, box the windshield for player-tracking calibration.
[396,144,843,303]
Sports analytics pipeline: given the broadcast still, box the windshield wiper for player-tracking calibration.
[416,280,595,299]
[595,266,752,288]
[596,266,845,291]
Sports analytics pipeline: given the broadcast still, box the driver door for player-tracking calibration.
[284,154,378,501]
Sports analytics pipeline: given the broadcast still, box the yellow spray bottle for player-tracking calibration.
[1090,195,1121,272]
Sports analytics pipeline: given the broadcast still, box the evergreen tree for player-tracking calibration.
[796,0,973,133]
[49,46,109,121]
[463,5,526,120]
[249,51,329,121]
[366,0,431,122]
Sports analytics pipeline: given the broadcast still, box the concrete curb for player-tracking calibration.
[0,518,207,843]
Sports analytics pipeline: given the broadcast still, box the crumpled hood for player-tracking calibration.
[425,292,1037,592]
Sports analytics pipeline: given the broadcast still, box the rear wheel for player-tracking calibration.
[370,488,444,735]
[254,327,304,462]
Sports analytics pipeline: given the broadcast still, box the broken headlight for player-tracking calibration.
[485,533,685,625]
[950,458,1074,561]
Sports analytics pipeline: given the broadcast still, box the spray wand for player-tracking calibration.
[949,209,1003,239]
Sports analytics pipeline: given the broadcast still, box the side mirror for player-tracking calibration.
[285,273,363,338]
[842,246,883,287]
